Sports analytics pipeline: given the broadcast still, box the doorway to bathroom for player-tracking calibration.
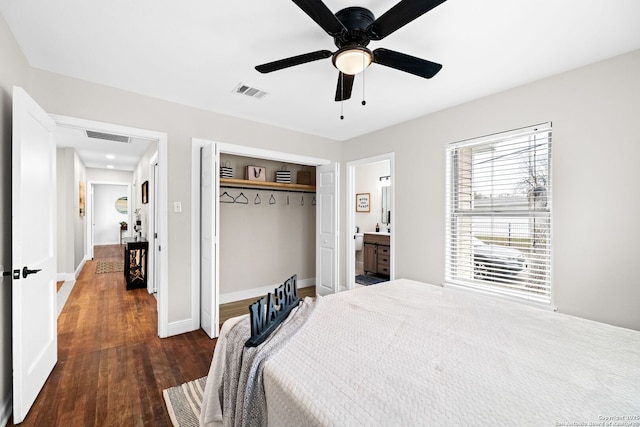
[346,153,395,290]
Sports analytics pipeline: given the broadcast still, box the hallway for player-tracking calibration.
[9,245,216,426]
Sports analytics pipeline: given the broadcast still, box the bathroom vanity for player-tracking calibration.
[363,233,390,277]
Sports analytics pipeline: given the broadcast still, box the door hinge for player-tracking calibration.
[158,245,161,252]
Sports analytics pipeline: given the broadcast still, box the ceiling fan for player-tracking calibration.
[255,0,447,102]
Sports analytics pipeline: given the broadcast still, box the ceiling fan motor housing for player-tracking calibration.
[334,7,375,48]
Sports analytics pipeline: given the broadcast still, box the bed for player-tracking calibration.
[200,278,640,426]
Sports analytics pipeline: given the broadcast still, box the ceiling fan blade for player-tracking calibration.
[368,0,447,40]
[373,48,442,79]
[335,72,354,101]
[255,50,332,73]
[292,0,347,37]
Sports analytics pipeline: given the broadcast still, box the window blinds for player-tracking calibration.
[445,123,552,304]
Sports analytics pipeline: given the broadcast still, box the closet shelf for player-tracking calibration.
[219,178,316,192]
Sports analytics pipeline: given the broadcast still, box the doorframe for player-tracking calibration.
[191,139,332,337]
[50,114,170,337]
[148,153,159,294]
[87,181,132,253]
[346,152,395,290]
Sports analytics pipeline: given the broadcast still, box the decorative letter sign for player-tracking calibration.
[246,275,299,347]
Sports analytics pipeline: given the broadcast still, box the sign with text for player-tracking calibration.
[245,274,299,347]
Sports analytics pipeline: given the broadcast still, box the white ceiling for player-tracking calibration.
[55,126,154,171]
[2,0,640,147]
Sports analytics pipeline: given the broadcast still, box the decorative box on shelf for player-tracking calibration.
[246,165,266,181]
[123,237,148,290]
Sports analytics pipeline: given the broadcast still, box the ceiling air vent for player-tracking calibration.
[85,130,131,143]
[234,83,268,100]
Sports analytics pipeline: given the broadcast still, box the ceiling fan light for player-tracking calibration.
[333,47,372,75]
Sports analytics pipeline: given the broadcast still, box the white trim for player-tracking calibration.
[216,142,330,167]
[219,278,315,304]
[345,153,395,290]
[191,138,213,334]
[0,391,11,427]
[443,281,558,312]
[147,153,158,295]
[449,122,552,149]
[75,255,88,279]
[55,254,89,281]
[50,114,170,338]
[166,318,198,337]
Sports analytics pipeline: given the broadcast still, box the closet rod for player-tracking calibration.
[219,185,316,194]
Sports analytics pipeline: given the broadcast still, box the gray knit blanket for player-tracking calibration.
[220,297,317,427]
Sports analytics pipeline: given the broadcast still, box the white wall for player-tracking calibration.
[93,184,128,245]
[342,49,640,331]
[218,154,316,300]
[56,147,87,277]
[28,67,342,325]
[355,161,390,234]
[132,143,158,241]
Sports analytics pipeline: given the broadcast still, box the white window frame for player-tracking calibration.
[445,123,554,308]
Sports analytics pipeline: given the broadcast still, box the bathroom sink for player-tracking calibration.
[365,231,391,235]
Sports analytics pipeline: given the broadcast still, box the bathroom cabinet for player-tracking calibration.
[363,233,390,277]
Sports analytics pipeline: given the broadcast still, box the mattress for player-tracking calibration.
[203,279,640,426]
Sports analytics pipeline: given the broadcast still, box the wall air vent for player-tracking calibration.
[85,130,131,143]
[234,83,268,100]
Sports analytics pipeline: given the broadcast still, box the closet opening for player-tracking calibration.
[191,139,336,339]
[217,154,317,313]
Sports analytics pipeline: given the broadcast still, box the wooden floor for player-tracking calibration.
[219,285,316,324]
[9,245,217,426]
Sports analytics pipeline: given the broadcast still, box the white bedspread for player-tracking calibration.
[263,279,640,426]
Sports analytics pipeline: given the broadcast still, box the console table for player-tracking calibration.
[123,237,148,290]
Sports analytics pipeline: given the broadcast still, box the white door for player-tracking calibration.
[316,162,339,296]
[11,86,58,424]
[200,144,218,337]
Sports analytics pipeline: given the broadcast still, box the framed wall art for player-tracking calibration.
[356,193,370,212]
[79,180,86,216]
[142,180,149,204]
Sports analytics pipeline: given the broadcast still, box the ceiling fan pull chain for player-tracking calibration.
[362,62,367,106]
[340,72,345,120]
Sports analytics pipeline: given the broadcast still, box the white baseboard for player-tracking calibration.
[166,318,197,337]
[0,391,11,427]
[219,277,315,304]
[56,272,74,282]
[56,255,89,282]
[74,255,89,279]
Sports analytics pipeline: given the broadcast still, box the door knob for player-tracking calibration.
[22,266,42,279]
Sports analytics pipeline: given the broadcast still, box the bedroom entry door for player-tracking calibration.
[11,86,58,424]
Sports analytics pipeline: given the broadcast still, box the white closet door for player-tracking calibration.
[316,162,339,296]
[200,143,218,338]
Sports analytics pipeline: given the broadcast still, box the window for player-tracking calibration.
[445,123,552,305]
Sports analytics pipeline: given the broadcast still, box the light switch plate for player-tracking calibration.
[173,202,182,213]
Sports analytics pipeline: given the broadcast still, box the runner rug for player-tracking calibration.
[95,260,124,274]
[163,377,206,427]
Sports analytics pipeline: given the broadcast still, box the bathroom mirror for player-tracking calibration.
[381,186,390,224]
